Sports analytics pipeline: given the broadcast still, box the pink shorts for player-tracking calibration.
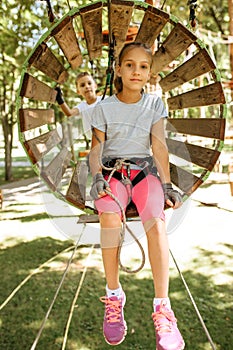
[94,169,165,223]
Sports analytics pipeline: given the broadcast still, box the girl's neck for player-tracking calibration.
[116,90,143,104]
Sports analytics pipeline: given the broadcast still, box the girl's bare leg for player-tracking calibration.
[144,218,169,297]
[100,212,122,290]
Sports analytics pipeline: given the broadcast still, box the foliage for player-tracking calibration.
[0,0,231,181]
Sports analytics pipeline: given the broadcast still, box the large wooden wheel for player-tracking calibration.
[16,0,226,216]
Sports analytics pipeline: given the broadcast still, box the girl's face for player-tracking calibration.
[116,47,151,93]
[76,75,97,103]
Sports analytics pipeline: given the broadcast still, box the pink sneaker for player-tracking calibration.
[100,291,127,345]
[152,300,185,350]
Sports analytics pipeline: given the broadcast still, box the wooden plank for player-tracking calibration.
[28,43,68,84]
[110,0,134,57]
[170,163,201,194]
[136,7,169,48]
[65,161,88,209]
[80,2,103,60]
[24,129,62,164]
[166,138,221,170]
[52,16,82,70]
[160,49,216,92]
[19,108,55,132]
[166,118,225,140]
[20,73,57,103]
[151,23,197,74]
[41,148,72,191]
[167,82,226,110]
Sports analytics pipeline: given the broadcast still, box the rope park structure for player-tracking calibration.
[6,0,227,348]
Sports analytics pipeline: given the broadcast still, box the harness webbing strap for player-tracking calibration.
[110,166,151,187]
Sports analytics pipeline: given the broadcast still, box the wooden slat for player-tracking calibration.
[41,148,72,191]
[80,2,103,60]
[20,73,57,103]
[110,0,134,57]
[166,138,221,170]
[19,108,55,132]
[65,161,88,209]
[52,16,82,70]
[28,43,68,84]
[160,49,216,92]
[151,23,197,75]
[167,82,226,110]
[166,118,225,140]
[136,6,169,48]
[24,129,62,164]
[170,163,201,194]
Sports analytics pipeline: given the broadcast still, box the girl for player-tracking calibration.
[89,42,185,350]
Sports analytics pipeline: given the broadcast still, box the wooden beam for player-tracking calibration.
[109,0,134,58]
[166,138,221,170]
[66,161,89,209]
[28,43,68,84]
[80,2,103,60]
[41,147,72,191]
[166,118,225,140]
[151,23,197,74]
[19,108,55,132]
[24,129,61,164]
[20,73,57,103]
[167,82,226,110]
[160,48,216,92]
[136,7,169,48]
[52,16,83,69]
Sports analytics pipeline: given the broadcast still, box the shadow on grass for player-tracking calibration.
[0,238,232,350]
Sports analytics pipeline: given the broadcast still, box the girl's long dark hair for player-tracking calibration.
[114,42,153,93]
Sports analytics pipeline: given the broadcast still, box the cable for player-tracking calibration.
[61,244,95,350]
[30,227,86,350]
[170,249,217,350]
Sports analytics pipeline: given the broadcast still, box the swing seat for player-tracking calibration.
[17,0,226,220]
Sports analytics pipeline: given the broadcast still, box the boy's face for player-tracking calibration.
[76,75,97,102]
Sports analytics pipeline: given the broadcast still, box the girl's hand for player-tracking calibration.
[162,183,183,209]
[90,173,111,199]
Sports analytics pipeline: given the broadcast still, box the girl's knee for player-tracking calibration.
[143,217,165,234]
[100,211,122,228]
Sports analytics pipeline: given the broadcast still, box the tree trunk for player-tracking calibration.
[228,0,233,101]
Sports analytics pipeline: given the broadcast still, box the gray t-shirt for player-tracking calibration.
[91,93,167,159]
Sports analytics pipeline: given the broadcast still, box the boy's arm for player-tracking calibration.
[55,87,80,117]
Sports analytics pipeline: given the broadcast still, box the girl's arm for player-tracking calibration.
[89,128,110,198]
[151,118,171,184]
[151,119,182,209]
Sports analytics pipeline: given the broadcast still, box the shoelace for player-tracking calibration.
[152,307,177,334]
[100,296,122,323]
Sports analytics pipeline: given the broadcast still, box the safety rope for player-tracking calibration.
[101,157,146,274]
[38,0,56,22]
[30,226,86,350]
[170,249,217,350]
[61,244,95,350]
[187,0,198,28]
[0,245,75,311]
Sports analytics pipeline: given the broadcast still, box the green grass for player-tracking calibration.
[0,155,232,349]
[0,235,232,350]
[0,161,36,186]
